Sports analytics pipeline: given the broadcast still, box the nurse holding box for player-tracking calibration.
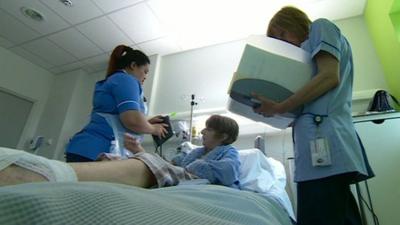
[252,6,374,225]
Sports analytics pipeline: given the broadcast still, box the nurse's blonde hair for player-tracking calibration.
[267,6,311,42]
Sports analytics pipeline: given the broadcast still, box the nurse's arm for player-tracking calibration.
[119,110,167,137]
[278,51,340,113]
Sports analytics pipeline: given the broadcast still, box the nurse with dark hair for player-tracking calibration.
[65,45,168,162]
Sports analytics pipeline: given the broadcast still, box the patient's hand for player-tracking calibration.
[124,133,145,154]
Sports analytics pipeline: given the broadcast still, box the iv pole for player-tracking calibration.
[188,94,197,143]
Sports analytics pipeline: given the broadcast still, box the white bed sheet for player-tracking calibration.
[0,182,293,225]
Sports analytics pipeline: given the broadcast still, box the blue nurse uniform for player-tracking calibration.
[65,71,146,161]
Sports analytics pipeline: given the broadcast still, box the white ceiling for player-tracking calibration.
[0,0,367,75]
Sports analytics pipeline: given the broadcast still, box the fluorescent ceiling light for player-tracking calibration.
[148,0,327,50]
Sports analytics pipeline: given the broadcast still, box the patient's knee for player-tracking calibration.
[0,164,47,186]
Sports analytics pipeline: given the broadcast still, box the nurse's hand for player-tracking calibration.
[148,115,163,124]
[152,123,168,138]
[251,92,283,117]
[124,133,145,154]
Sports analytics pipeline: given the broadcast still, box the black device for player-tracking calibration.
[152,115,174,147]
[368,90,399,112]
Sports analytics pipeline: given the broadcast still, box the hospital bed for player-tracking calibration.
[0,148,295,225]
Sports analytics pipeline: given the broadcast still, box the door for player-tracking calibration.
[0,89,33,148]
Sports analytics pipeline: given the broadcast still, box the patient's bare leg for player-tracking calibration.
[0,159,156,188]
[1,141,156,187]
[70,159,156,188]
[0,165,47,186]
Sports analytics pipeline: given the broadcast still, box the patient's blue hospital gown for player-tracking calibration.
[173,145,241,188]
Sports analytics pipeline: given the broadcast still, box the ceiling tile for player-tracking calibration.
[0,9,40,44]
[92,0,144,13]
[81,52,109,67]
[40,0,103,25]
[108,3,164,43]
[82,65,100,74]
[91,63,108,73]
[56,61,85,74]
[81,53,109,74]
[0,0,69,35]
[21,38,77,66]
[138,36,182,56]
[84,64,108,74]
[47,27,103,59]
[48,67,63,75]
[77,16,132,52]
[10,46,54,69]
[0,35,14,48]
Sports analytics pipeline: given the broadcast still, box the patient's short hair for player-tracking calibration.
[206,115,239,145]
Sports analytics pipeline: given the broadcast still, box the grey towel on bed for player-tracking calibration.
[132,152,197,187]
[0,182,292,225]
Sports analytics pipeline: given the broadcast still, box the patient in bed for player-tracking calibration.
[0,115,240,189]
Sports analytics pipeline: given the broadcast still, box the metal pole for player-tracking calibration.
[189,94,196,143]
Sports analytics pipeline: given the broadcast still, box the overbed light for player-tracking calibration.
[148,0,282,50]
[147,0,326,51]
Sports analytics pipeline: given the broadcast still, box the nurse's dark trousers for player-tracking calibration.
[297,173,362,225]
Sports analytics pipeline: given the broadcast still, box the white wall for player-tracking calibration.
[335,16,388,113]
[335,16,388,92]
[34,70,84,158]
[142,55,161,115]
[151,40,245,116]
[52,70,103,160]
[0,46,53,150]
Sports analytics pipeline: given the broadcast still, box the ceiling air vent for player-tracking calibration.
[59,0,73,7]
[20,7,45,22]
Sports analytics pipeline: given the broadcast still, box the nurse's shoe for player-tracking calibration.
[0,147,77,186]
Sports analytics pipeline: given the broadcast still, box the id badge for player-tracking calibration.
[310,137,331,167]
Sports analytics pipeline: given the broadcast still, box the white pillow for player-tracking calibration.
[238,148,287,193]
[238,149,295,220]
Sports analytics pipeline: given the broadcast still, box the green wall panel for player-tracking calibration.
[390,12,400,41]
[365,0,400,106]
[390,0,400,41]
